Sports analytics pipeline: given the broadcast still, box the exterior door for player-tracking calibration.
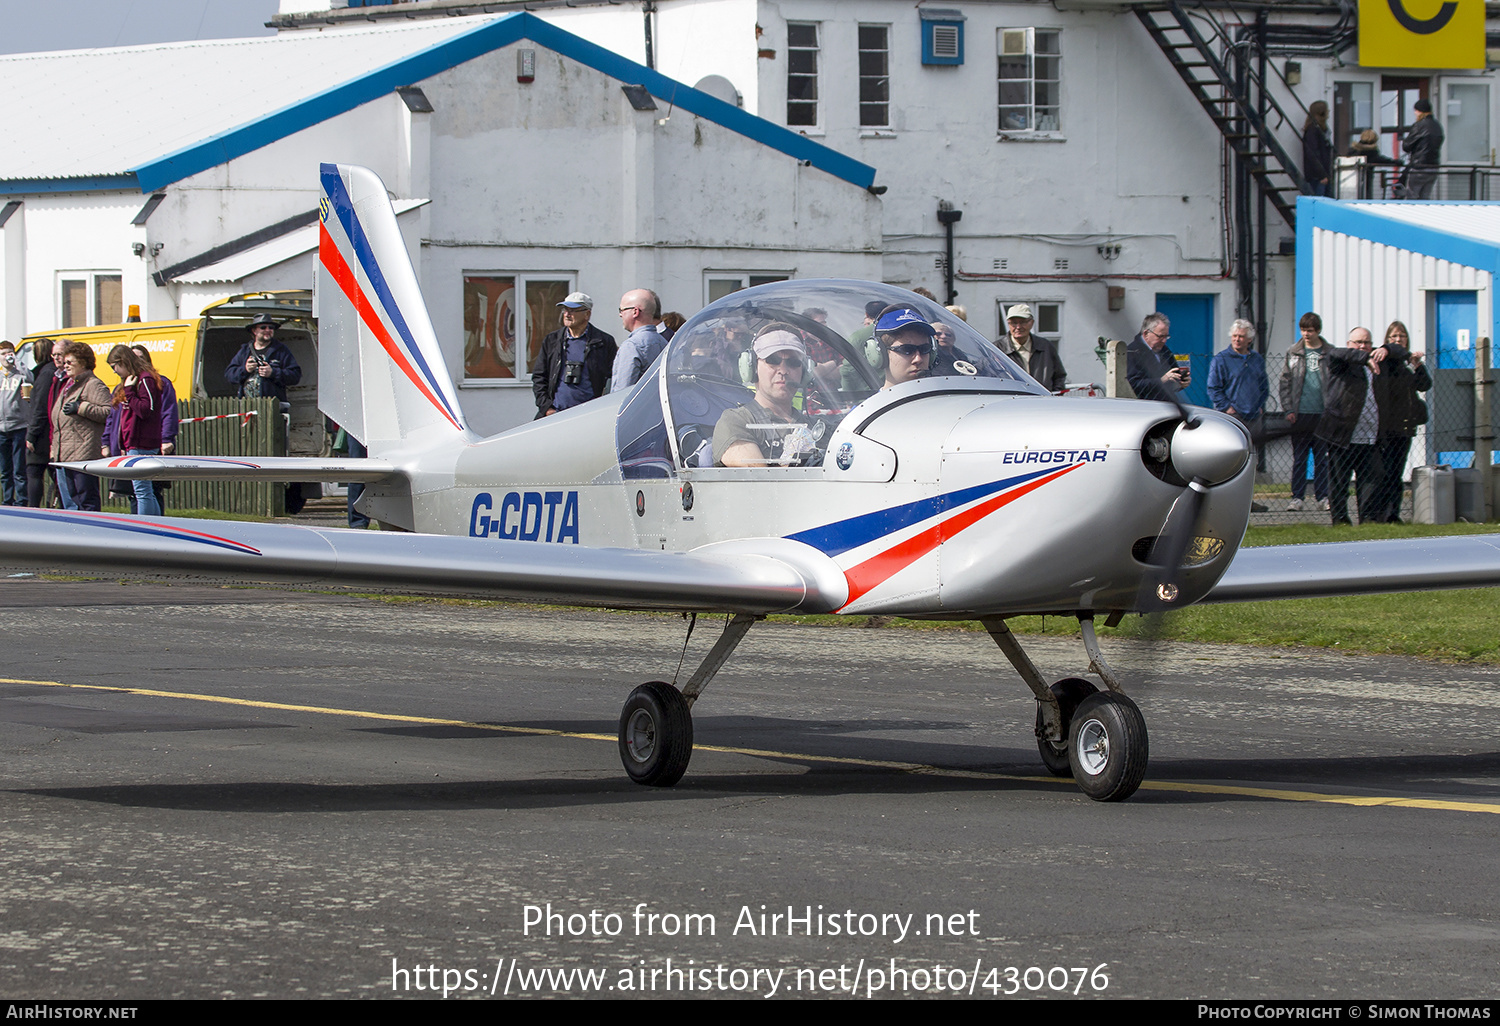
[1154,293,1216,407]
[1431,289,1479,467]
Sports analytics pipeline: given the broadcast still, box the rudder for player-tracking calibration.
[315,163,469,451]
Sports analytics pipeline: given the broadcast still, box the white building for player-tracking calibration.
[0,13,881,432]
[1300,195,1500,473]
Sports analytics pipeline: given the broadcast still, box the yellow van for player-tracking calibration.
[20,290,322,455]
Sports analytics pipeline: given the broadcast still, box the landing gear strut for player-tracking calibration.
[616,613,760,787]
[983,614,1149,802]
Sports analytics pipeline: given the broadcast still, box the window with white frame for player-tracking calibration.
[462,273,575,381]
[704,272,791,306]
[998,299,1063,342]
[997,28,1061,133]
[787,22,820,128]
[58,272,122,328]
[858,25,890,128]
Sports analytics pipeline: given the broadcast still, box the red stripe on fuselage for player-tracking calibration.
[318,223,462,431]
[840,463,1082,608]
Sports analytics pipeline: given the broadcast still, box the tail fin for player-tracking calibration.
[316,163,469,450]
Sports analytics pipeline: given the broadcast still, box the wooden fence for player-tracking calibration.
[103,397,290,517]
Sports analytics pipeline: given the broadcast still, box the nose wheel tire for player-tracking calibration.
[618,681,694,787]
[1036,677,1099,777]
[1067,691,1149,802]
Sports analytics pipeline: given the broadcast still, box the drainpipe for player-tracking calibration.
[937,201,962,305]
[644,1,655,70]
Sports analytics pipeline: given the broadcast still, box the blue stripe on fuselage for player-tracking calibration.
[785,468,1058,557]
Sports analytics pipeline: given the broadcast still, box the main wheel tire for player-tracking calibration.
[1067,691,1149,802]
[618,681,694,787]
[1036,677,1099,776]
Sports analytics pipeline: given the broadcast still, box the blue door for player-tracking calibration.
[1433,290,1479,467]
[1154,293,1217,407]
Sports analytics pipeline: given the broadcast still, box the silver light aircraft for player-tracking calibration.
[10,163,1500,802]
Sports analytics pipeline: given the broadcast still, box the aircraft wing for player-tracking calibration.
[1205,535,1500,603]
[57,456,398,482]
[0,508,845,615]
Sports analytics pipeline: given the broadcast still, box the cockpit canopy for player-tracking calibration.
[617,279,1045,477]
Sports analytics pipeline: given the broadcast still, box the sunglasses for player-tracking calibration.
[762,354,804,369]
[890,343,933,358]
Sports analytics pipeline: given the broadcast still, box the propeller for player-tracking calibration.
[1135,380,1253,617]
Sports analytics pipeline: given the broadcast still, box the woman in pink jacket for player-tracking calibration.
[105,345,164,517]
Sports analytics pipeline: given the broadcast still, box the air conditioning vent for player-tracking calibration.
[931,25,960,59]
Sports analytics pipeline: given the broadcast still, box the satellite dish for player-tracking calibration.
[693,75,743,108]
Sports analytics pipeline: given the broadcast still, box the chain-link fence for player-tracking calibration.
[1251,339,1497,524]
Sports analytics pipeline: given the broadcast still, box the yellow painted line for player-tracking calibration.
[0,677,617,742]
[6,676,1499,814]
[1138,779,1500,815]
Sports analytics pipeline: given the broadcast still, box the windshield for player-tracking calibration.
[663,279,1040,468]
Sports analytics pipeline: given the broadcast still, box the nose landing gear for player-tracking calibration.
[985,614,1150,802]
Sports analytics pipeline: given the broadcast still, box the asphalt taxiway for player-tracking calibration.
[1,577,1497,999]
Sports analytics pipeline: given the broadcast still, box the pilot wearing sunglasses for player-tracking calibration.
[874,307,935,388]
[713,326,817,467]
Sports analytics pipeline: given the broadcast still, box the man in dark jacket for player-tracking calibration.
[24,339,58,507]
[531,292,617,418]
[1126,312,1186,401]
[1401,98,1444,199]
[1316,327,1403,525]
[225,314,302,403]
[995,304,1067,391]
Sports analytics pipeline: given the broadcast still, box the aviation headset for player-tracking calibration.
[738,323,808,386]
[867,305,937,372]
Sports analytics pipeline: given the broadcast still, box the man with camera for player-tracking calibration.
[531,292,617,418]
[1126,312,1187,402]
[225,314,302,402]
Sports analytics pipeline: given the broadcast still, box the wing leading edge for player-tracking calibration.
[1205,535,1500,603]
[0,508,845,614]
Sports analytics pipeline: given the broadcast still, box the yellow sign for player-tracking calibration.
[1360,0,1485,69]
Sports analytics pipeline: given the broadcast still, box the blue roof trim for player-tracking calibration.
[128,12,875,194]
[1296,196,1500,327]
[1304,197,1500,267]
[0,174,140,196]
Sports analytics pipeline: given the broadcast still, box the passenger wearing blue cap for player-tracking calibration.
[873,306,934,388]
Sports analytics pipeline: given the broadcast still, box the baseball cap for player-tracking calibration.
[751,329,808,361]
[1005,304,1034,321]
[557,292,594,310]
[875,308,937,336]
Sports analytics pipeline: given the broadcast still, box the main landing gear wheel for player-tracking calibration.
[1036,677,1099,777]
[1067,691,1149,802]
[618,681,694,787]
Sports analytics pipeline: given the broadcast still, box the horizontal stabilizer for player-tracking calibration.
[0,508,844,615]
[1206,535,1500,603]
[59,455,397,483]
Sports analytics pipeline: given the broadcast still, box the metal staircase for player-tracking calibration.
[1135,1,1308,228]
